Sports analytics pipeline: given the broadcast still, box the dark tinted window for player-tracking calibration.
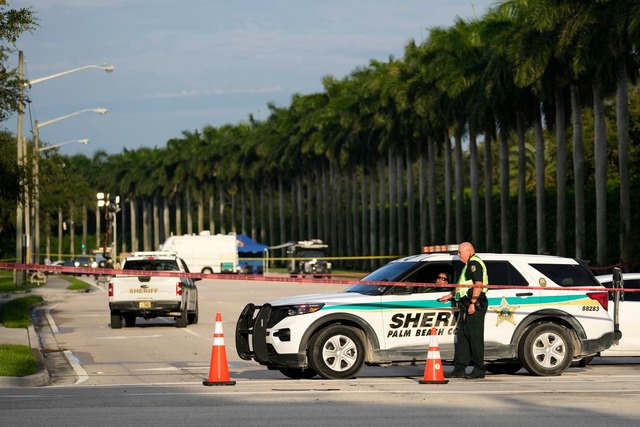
[482,261,529,287]
[529,263,600,287]
[123,259,179,271]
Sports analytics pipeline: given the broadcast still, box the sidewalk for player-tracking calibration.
[0,275,80,387]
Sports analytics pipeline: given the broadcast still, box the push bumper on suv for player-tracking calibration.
[236,303,306,368]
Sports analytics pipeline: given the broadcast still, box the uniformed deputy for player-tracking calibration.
[438,241,488,379]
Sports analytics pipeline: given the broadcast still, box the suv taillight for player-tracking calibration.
[587,292,608,311]
[108,283,114,297]
[176,282,183,296]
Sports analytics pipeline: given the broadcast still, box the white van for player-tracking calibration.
[237,252,619,379]
[160,232,238,274]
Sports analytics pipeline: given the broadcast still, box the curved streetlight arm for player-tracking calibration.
[38,139,89,153]
[36,108,108,129]
[27,64,115,86]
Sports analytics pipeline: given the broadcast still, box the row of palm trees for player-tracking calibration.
[27,0,640,270]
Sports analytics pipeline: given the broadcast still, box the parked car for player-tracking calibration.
[72,255,95,276]
[595,273,640,357]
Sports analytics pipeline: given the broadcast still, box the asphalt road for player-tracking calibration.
[1,276,639,426]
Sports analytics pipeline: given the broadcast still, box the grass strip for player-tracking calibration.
[0,296,44,328]
[60,275,93,291]
[0,344,38,377]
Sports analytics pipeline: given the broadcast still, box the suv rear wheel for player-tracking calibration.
[519,323,574,376]
[308,325,365,379]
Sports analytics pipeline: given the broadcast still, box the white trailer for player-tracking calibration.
[159,232,239,274]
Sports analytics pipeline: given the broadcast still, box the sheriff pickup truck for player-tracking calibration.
[108,251,199,328]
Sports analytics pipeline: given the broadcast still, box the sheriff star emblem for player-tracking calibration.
[490,297,520,326]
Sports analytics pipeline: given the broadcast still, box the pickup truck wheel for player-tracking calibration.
[519,323,574,376]
[175,308,188,328]
[308,325,365,379]
[123,313,136,327]
[110,311,122,329]
[188,301,199,325]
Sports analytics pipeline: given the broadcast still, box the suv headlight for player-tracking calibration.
[285,303,324,317]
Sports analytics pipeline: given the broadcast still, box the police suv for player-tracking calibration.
[236,250,619,379]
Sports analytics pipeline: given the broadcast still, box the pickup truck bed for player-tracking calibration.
[108,252,199,328]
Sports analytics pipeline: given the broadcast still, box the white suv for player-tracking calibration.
[595,272,639,356]
[236,252,619,379]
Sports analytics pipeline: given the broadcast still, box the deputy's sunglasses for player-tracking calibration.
[436,277,448,281]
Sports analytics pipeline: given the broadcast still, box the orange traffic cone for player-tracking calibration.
[419,327,449,384]
[203,312,236,386]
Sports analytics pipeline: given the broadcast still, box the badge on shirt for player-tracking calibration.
[471,265,476,272]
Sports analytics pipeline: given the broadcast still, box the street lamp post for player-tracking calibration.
[14,53,114,286]
[31,108,107,265]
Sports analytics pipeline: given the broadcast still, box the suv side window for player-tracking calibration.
[529,263,600,287]
[482,261,529,287]
[404,263,455,294]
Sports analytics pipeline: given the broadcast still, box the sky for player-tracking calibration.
[4,0,496,156]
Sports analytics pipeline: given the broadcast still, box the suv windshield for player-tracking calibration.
[346,262,417,295]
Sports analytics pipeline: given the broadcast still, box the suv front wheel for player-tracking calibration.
[519,322,574,376]
[308,325,365,379]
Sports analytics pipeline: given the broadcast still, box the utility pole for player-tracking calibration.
[15,51,25,286]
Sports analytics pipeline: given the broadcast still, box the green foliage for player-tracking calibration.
[0,1,39,121]
[0,344,37,377]
[0,295,42,328]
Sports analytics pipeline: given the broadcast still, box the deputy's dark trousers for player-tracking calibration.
[453,304,487,374]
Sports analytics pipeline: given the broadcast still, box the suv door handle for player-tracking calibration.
[516,292,533,297]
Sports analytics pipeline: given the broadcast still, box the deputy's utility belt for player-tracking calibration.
[456,292,487,312]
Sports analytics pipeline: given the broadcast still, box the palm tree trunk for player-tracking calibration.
[483,128,494,252]
[617,61,631,270]
[360,168,368,270]
[469,131,479,246]
[278,177,285,244]
[555,89,567,257]
[218,182,225,234]
[186,189,193,235]
[419,146,427,246]
[406,146,415,255]
[593,82,607,266]
[396,151,405,256]
[388,150,397,255]
[163,196,170,242]
[454,129,464,243]
[571,81,585,259]
[197,196,204,233]
[143,199,150,251]
[130,197,138,252]
[500,130,510,253]
[369,168,377,270]
[534,103,546,255]
[444,129,452,244]
[378,157,386,262]
[153,194,160,249]
[174,192,182,237]
[230,192,236,233]
[307,173,313,238]
[516,112,527,253]
[428,135,437,243]
[208,188,215,234]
